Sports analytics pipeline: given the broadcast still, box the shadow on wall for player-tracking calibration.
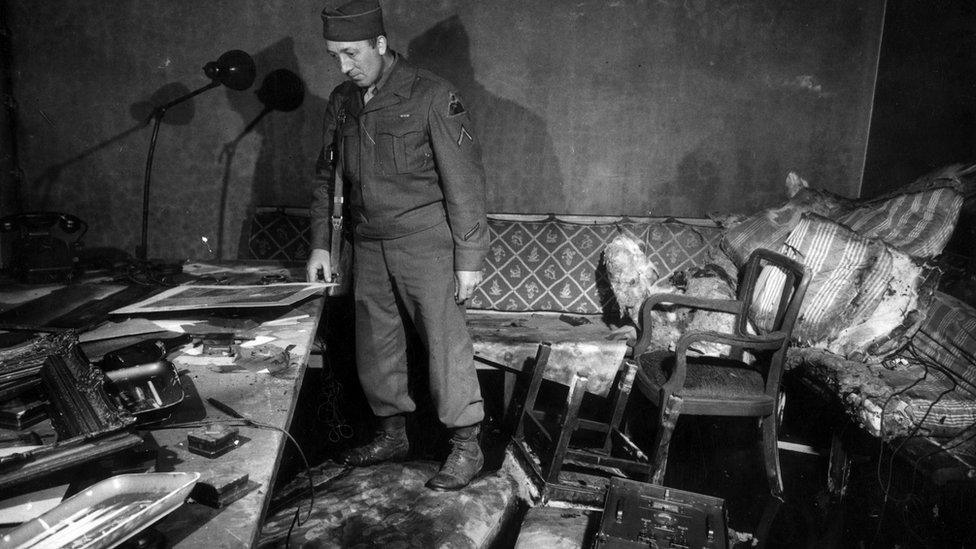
[26,82,201,266]
[32,82,197,213]
[224,37,328,260]
[406,16,565,214]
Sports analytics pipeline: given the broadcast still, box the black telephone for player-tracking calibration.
[0,212,88,282]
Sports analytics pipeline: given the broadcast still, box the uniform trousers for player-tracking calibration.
[353,220,485,429]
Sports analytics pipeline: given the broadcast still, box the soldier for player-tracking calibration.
[306,0,488,490]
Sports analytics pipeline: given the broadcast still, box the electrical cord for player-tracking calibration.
[899,341,976,475]
[315,335,353,443]
[869,346,964,548]
[869,356,933,548]
[153,417,315,525]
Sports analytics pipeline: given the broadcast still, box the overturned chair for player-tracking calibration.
[630,248,810,498]
[511,342,650,504]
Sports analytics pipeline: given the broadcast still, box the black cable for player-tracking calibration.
[899,341,976,480]
[885,380,956,505]
[869,352,962,548]
[868,356,933,548]
[285,506,300,549]
[315,333,352,443]
[874,360,929,494]
[154,417,315,525]
[909,423,976,475]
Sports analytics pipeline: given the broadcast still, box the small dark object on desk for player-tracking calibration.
[187,423,240,458]
[189,470,253,508]
[200,332,245,357]
[559,314,591,327]
[259,273,292,285]
[0,397,48,430]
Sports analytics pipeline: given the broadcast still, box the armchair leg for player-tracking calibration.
[649,394,683,485]
[760,414,784,498]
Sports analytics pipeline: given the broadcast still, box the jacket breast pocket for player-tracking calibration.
[378,116,431,174]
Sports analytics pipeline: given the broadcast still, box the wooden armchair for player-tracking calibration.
[631,248,809,498]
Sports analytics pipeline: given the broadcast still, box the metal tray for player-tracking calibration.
[0,471,200,549]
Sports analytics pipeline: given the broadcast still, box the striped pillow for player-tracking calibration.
[752,213,931,361]
[721,188,853,268]
[911,291,976,394]
[836,186,963,258]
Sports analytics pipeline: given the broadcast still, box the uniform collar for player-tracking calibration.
[369,51,398,96]
[362,51,416,113]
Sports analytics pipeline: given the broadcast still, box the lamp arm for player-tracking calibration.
[136,80,221,261]
[146,80,221,124]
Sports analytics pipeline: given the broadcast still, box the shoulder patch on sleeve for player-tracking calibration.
[448,92,466,116]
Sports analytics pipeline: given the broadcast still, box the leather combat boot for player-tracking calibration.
[426,424,484,491]
[340,414,410,466]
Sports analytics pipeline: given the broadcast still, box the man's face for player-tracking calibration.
[326,38,386,88]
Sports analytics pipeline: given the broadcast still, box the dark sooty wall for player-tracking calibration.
[5,0,883,261]
[862,0,976,198]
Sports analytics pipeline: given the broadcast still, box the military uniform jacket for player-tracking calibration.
[310,54,488,271]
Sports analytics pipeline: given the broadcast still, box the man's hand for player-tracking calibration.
[307,248,332,283]
[454,270,483,304]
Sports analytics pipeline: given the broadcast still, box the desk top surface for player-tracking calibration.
[0,263,325,548]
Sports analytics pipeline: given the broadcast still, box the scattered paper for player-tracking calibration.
[261,314,310,327]
[151,320,202,333]
[240,336,275,348]
[173,355,236,367]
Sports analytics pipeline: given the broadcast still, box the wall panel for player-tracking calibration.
[6,0,884,260]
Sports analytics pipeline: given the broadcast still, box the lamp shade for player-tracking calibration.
[203,50,256,91]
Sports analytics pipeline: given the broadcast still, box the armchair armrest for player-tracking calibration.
[633,293,744,356]
[641,293,742,315]
[661,329,788,393]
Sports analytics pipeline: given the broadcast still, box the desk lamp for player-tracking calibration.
[137,50,256,261]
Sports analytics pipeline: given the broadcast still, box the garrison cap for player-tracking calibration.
[321,0,385,41]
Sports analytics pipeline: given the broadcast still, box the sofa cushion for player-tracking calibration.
[469,216,722,314]
[722,186,963,269]
[789,347,976,439]
[752,213,935,361]
[911,291,976,394]
[721,187,853,268]
[835,186,963,259]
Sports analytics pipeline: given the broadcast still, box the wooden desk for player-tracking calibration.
[0,266,326,548]
[149,296,324,547]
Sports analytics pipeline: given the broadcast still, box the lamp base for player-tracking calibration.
[117,258,185,286]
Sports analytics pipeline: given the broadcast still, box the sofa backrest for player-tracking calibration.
[469,214,723,315]
[243,208,723,315]
[245,207,314,263]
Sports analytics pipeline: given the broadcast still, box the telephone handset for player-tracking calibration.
[0,212,87,238]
